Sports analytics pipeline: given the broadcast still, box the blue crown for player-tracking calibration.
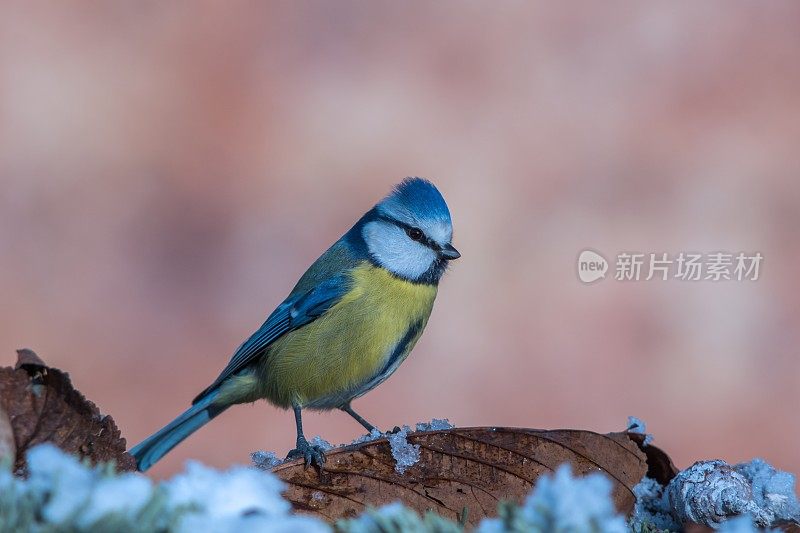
[380,177,451,222]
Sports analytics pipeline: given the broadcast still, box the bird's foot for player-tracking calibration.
[286,438,326,469]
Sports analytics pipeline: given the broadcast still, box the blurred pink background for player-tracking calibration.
[1,2,799,479]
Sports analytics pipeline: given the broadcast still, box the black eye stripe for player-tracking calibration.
[376,214,440,251]
[405,226,432,247]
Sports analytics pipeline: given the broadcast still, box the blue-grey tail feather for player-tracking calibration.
[130,389,225,472]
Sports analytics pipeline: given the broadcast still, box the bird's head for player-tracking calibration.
[362,177,460,283]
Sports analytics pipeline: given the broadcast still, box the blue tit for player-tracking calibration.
[130,177,460,471]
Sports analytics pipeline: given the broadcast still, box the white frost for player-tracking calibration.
[76,473,153,528]
[26,443,97,524]
[254,418,453,474]
[717,515,767,533]
[349,428,384,446]
[626,415,654,446]
[309,436,333,451]
[387,426,421,474]
[251,450,285,470]
[666,458,800,529]
[630,476,679,532]
[416,418,454,432]
[8,444,330,532]
[164,460,290,522]
[477,464,628,533]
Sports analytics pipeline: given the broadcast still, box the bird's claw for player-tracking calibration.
[286,440,326,470]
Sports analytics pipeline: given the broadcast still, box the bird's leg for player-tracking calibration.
[285,405,326,469]
[340,402,377,433]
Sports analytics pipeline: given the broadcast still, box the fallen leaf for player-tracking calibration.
[627,431,679,485]
[0,349,136,473]
[272,427,648,526]
[0,405,13,460]
[15,348,46,369]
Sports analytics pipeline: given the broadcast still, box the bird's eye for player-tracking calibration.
[406,227,424,241]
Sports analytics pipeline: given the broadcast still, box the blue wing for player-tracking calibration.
[192,274,351,404]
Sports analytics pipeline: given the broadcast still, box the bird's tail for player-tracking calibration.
[129,389,227,472]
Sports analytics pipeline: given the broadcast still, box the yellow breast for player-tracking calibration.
[258,262,437,408]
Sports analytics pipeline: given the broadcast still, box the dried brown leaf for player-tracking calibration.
[626,431,679,485]
[15,348,46,370]
[272,427,648,526]
[0,349,136,473]
[0,404,14,460]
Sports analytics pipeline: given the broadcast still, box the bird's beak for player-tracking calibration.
[439,243,461,260]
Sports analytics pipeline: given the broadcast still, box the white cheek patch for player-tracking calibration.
[363,221,438,279]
